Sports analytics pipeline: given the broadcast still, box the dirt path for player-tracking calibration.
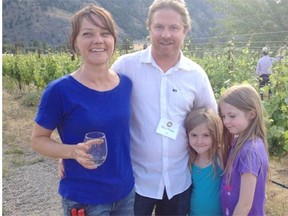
[2,90,62,215]
[3,159,62,215]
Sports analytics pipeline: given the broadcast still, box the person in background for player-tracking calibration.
[256,46,281,99]
[30,5,134,216]
[111,0,217,215]
[185,108,223,216]
[219,84,269,216]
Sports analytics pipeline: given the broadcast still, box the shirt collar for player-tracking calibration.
[139,45,153,64]
[139,45,191,72]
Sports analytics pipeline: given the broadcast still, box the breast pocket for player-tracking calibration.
[170,90,195,118]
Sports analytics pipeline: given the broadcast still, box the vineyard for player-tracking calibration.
[2,46,288,156]
[2,45,288,215]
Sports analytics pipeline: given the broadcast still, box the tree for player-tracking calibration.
[208,0,288,50]
[119,38,134,54]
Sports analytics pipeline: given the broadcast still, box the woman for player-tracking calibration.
[31,5,134,216]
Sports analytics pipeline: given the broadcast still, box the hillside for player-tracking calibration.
[3,0,216,48]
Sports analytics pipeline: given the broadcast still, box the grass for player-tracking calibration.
[2,83,42,177]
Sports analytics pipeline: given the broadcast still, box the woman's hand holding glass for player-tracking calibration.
[72,140,100,169]
[72,132,107,169]
[84,132,107,167]
[58,139,99,178]
[59,132,107,178]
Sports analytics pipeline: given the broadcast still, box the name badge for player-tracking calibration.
[156,118,180,140]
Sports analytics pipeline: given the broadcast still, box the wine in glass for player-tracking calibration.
[84,131,108,166]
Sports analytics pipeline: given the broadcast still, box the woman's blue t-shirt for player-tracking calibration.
[35,74,134,204]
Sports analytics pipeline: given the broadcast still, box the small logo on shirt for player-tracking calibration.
[225,184,231,191]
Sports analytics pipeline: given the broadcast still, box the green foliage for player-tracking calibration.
[189,45,288,156]
[207,0,288,49]
[189,42,259,98]
[119,38,134,54]
[2,47,288,156]
[2,52,81,90]
[21,92,41,107]
[263,54,288,156]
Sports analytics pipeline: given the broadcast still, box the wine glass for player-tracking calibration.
[84,131,108,167]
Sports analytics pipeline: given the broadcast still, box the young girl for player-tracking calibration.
[219,84,269,216]
[185,108,223,216]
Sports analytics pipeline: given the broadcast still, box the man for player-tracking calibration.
[111,0,217,215]
[256,46,281,99]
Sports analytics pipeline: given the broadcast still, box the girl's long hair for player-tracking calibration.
[218,84,269,182]
[185,108,223,176]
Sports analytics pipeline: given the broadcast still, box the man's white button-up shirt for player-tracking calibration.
[112,46,217,199]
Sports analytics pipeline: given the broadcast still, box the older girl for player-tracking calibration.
[219,84,269,216]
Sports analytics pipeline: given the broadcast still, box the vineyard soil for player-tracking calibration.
[2,89,288,216]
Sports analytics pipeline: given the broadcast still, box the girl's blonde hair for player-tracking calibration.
[218,84,269,182]
[185,108,223,175]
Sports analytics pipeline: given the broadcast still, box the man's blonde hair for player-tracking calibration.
[147,0,191,32]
